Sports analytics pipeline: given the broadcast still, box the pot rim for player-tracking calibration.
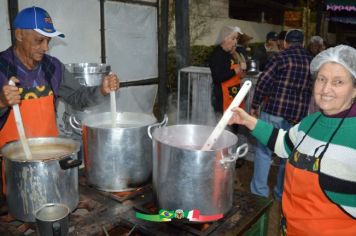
[65,62,111,74]
[152,124,237,152]
[82,111,157,129]
[1,137,80,162]
[34,203,70,222]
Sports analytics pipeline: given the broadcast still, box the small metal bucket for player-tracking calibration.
[35,203,70,236]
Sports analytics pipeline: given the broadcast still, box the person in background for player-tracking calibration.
[208,25,244,119]
[229,45,356,236]
[307,35,326,57]
[252,31,279,71]
[0,6,119,194]
[277,30,287,51]
[249,29,313,201]
[235,33,253,61]
[307,36,327,114]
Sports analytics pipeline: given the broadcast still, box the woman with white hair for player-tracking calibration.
[208,26,244,116]
[228,45,356,235]
[307,35,326,57]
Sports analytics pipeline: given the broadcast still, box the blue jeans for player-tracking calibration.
[250,112,292,200]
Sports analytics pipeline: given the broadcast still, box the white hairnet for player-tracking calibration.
[215,26,243,45]
[310,45,356,79]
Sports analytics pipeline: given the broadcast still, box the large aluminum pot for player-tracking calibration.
[82,112,158,192]
[151,124,248,216]
[1,137,81,222]
[65,63,111,87]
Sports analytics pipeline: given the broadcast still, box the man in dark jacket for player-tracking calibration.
[252,31,279,71]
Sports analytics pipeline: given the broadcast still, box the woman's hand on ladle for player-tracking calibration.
[228,107,257,131]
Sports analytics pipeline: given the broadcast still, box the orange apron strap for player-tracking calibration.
[221,64,243,112]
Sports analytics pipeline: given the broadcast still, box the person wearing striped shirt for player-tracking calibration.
[229,45,356,236]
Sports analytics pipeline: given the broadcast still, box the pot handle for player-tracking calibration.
[69,115,82,134]
[220,143,248,168]
[235,143,249,159]
[52,222,61,236]
[147,114,168,139]
[76,76,88,86]
[59,157,82,170]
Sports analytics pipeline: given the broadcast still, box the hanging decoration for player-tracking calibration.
[326,0,356,11]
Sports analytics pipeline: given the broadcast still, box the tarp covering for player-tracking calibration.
[105,1,158,113]
[15,0,158,114]
[0,0,11,51]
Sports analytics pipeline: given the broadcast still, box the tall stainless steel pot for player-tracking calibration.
[82,112,157,191]
[1,137,81,222]
[150,124,248,216]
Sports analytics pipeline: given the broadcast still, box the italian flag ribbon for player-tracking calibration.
[136,209,223,222]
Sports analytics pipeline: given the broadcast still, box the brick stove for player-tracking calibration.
[0,174,272,236]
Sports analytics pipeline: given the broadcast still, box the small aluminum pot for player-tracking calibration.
[1,137,81,222]
[150,124,248,217]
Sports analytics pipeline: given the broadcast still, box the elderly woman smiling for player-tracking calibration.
[228,45,356,236]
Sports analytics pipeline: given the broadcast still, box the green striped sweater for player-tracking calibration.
[251,112,356,218]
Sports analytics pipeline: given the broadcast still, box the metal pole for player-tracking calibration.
[100,0,106,63]
[158,0,169,121]
[316,0,323,35]
[8,0,18,45]
[175,0,190,124]
[175,0,190,70]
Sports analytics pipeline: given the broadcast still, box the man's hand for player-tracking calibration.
[0,77,21,108]
[100,73,120,96]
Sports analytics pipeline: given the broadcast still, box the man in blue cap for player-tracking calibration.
[252,31,279,71]
[250,29,313,201]
[0,6,120,194]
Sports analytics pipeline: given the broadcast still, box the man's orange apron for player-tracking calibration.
[282,161,356,235]
[0,93,59,194]
[221,64,244,112]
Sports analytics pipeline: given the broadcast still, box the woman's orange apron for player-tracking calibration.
[0,94,59,194]
[282,161,356,235]
[221,64,244,112]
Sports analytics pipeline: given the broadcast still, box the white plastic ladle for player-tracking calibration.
[109,73,117,128]
[201,80,252,151]
[8,80,32,159]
